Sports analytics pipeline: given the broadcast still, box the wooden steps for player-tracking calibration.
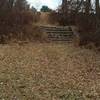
[40,26,74,42]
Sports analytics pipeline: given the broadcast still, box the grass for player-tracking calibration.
[0,42,100,100]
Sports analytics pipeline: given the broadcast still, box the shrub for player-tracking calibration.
[73,32,100,47]
[0,10,41,43]
[76,13,96,32]
[48,11,59,24]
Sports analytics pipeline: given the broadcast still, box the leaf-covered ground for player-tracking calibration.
[0,43,100,100]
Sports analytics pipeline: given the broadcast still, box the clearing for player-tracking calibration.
[0,43,100,100]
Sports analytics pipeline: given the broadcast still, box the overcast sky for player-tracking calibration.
[27,0,62,10]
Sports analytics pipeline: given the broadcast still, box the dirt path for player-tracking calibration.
[39,12,50,25]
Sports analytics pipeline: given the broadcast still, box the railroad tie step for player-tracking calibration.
[40,26,74,41]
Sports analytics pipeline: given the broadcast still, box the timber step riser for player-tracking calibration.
[41,26,73,41]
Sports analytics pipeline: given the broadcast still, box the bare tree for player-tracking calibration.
[15,0,29,11]
[62,0,68,13]
[96,0,100,16]
[8,0,16,9]
[95,0,100,31]
[85,0,91,15]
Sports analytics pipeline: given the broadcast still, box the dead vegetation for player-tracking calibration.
[0,43,100,100]
[0,0,42,43]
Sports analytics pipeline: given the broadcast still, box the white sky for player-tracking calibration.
[27,0,95,11]
[27,0,62,10]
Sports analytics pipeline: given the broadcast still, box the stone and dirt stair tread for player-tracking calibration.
[40,26,72,30]
[48,34,73,37]
[46,31,73,33]
[40,25,74,41]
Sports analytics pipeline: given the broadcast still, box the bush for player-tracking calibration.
[76,13,96,32]
[73,13,100,47]
[48,11,59,24]
[0,10,41,43]
[73,32,100,47]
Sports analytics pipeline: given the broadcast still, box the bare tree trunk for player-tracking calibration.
[8,0,15,9]
[95,0,100,32]
[61,0,68,25]
[96,0,99,17]
[85,0,91,15]
[96,0,100,25]
[62,0,68,14]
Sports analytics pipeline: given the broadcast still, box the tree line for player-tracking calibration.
[57,0,100,46]
[61,0,100,27]
[0,0,29,11]
[0,0,41,43]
